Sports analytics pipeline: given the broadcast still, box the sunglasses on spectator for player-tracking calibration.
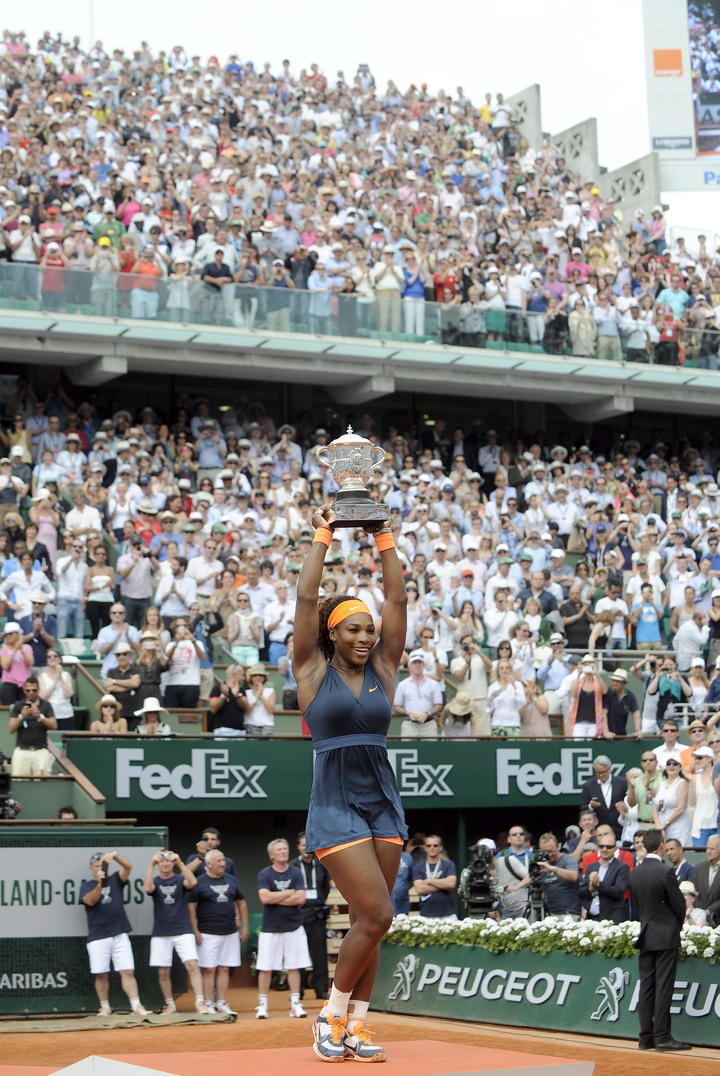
[666,761,681,766]
[597,844,615,850]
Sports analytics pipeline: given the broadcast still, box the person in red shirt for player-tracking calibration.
[433,257,458,301]
[656,309,680,366]
[134,503,162,546]
[40,242,69,310]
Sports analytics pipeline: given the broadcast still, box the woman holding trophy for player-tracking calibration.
[294,430,407,1064]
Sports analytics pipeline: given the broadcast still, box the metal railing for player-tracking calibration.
[0,262,717,366]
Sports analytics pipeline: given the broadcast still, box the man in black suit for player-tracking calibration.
[579,835,629,923]
[579,755,628,839]
[628,828,689,1052]
[690,833,720,926]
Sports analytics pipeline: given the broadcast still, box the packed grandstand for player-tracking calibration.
[0,29,716,364]
[0,31,718,740]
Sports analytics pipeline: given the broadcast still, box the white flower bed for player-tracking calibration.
[386,914,720,962]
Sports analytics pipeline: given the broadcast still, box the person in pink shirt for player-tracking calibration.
[565,248,590,280]
[0,622,34,704]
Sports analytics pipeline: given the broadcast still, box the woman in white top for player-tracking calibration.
[653,759,692,846]
[510,622,537,681]
[688,748,719,847]
[38,650,74,729]
[686,659,710,721]
[244,662,276,737]
[487,660,525,736]
[84,544,116,638]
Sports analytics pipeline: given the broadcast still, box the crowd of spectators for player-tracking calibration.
[2,382,720,750]
[0,31,716,363]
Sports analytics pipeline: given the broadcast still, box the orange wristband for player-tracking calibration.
[313,526,332,548]
[375,531,395,552]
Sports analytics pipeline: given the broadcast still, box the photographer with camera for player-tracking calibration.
[460,839,502,918]
[164,617,205,709]
[80,850,148,1017]
[0,750,22,817]
[116,538,157,628]
[521,833,580,919]
[450,633,492,736]
[209,664,248,737]
[496,825,532,918]
[8,675,56,776]
[646,656,693,727]
[143,850,211,1014]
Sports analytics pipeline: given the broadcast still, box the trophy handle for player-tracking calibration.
[316,446,333,467]
[370,445,386,472]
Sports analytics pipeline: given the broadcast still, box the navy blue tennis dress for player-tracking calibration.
[303,663,408,854]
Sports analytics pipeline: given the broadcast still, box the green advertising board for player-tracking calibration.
[0,826,174,1014]
[375,943,720,1048]
[66,737,659,812]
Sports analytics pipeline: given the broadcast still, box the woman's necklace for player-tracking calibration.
[331,660,361,677]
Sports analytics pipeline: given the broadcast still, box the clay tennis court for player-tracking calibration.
[1,988,717,1074]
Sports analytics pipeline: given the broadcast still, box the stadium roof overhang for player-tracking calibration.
[0,311,717,418]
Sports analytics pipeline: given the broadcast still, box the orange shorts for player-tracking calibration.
[315,836,403,860]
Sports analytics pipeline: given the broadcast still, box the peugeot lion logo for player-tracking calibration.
[590,966,629,1022]
[388,954,421,1002]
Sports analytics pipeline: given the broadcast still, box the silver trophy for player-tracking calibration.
[315,426,390,528]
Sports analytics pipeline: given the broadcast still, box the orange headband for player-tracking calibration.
[327,599,372,630]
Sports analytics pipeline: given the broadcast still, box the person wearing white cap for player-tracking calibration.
[6,215,41,299]
[653,756,692,847]
[18,591,57,666]
[602,668,641,739]
[688,746,718,847]
[392,651,443,739]
[679,880,708,927]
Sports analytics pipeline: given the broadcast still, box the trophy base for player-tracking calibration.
[332,499,390,529]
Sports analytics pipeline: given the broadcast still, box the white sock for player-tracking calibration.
[195,995,205,1006]
[99,1003,111,1013]
[322,985,352,1018]
[348,999,369,1024]
[129,998,142,1011]
[258,993,268,1005]
[290,992,301,1005]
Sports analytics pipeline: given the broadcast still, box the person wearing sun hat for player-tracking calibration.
[134,696,172,737]
[441,690,474,739]
[90,694,127,735]
[243,663,276,737]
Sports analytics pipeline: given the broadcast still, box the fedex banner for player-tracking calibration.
[66,738,656,812]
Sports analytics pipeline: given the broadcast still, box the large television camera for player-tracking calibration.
[459,842,501,918]
[0,755,21,819]
[528,849,551,877]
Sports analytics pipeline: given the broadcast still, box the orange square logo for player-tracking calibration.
[653,49,683,77]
